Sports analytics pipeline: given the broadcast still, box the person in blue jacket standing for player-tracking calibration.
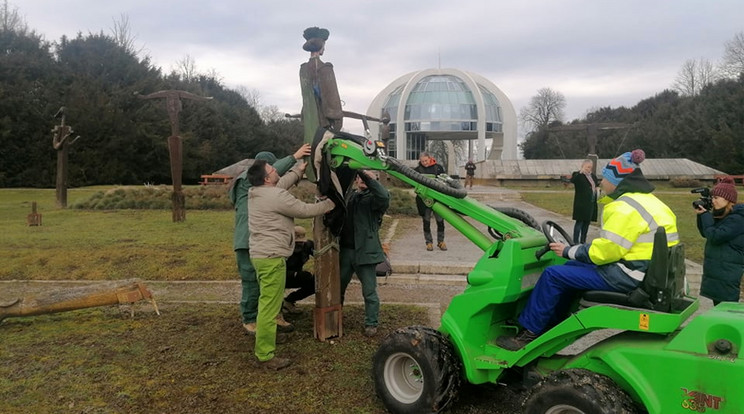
[695,176,744,305]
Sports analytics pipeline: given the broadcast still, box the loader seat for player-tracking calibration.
[580,227,687,313]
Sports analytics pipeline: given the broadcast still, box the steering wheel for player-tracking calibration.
[535,220,574,260]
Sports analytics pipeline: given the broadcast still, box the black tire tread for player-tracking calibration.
[373,325,462,413]
[524,369,640,414]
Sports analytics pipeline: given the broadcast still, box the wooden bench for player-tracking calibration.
[199,174,232,186]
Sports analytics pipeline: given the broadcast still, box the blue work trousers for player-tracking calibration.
[519,261,614,334]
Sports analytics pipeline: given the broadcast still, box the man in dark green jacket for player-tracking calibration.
[339,170,390,337]
[228,144,310,334]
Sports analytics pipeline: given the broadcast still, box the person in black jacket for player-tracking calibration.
[414,152,447,251]
[695,177,744,305]
[570,159,599,243]
[282,226,316,314]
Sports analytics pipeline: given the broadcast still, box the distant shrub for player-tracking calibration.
[70,178,419,213]
[72,185,232,210]
[670,178,703,188]
[387,188,417,216]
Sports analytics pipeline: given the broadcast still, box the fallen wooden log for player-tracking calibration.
[0,279,160,321]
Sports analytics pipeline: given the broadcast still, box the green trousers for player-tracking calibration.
[340,247,380,327]
[235,249,258,324]
[251,257,286,362]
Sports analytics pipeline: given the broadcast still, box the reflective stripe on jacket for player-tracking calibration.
[588,192,678,281]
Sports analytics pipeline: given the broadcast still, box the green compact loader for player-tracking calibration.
[318,130,744,414]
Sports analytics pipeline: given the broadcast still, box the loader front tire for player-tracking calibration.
[373,326,461,414]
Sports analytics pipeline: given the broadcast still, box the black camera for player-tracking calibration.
[691,187,712,210]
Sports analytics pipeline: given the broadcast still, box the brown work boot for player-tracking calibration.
[496,329,538,351]
[426,243,434,251]
[258,356,291,371]
[276,333,289,345]
[437,241,448,251]
[282,300,302,315]
[276,314,295,333]
[243,322,256,336]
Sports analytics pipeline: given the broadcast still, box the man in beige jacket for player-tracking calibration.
[247,159,334,370]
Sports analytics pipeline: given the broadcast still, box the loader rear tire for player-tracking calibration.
[524,369,639,414]
[373,326,461,413]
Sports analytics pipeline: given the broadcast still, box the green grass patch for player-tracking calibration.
[0,303,427,414]
[0,186,414,281]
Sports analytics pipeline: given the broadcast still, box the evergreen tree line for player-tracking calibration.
[2,13,743,188]
[0,28,304,188]
[519,77,744,174]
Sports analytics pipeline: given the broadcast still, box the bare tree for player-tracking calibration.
[673,58,718,96]
[236,86,262,109]
[173,54,197,82]
[204,67,223,84]
[110,14,142,55]
[0,0,27,34]
[721,31,744,79]
[260,105,284,123]
[519,87,566,132]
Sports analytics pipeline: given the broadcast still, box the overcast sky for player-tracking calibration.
[18,0,744,135]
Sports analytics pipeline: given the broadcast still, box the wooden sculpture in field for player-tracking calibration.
[137,90,213,222]
[51,106,81,208]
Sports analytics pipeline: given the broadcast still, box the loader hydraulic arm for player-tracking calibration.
[320,133,545,252]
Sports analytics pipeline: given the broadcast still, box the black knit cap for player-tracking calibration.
[302,27,329,52]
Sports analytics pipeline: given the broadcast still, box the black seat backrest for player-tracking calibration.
[631,227,685,312]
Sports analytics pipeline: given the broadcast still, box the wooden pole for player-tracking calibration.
[0,279,159,321]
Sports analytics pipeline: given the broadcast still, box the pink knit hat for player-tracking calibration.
[712,177,738,204]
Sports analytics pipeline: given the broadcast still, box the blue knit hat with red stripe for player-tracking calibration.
[602,149,646,186]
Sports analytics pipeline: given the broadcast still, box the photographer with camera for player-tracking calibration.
[695,176,744,305]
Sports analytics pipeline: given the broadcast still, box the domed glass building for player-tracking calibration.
[367,68,517,163]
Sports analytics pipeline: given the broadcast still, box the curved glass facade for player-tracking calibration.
[403,75,477,131]
[382,75,503,135]
[479,85,503,133]
[375,69,513,160]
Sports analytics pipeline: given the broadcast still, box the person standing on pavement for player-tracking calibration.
[695,176,744,305]
[282,226,316,315]
[414,152,447,251]
[464,159,476,189]
[228,144,311,335]
[247,159,335,370]
[570,159,599,244]
[339,170,390,337]
[497,149,678,350]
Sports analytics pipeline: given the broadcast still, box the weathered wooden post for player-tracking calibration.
[0,279,159,321]
[51,107,80,208]
[27,201,42,226]
[299,27,345,340]
[137,90,212,222]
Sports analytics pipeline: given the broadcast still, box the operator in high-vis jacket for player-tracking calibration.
[498,149,679,350]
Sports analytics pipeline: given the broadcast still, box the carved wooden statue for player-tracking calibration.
[51,107,80,208]
[299,26,344,184]
[137,90,213,222]
[298,27,346,340]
